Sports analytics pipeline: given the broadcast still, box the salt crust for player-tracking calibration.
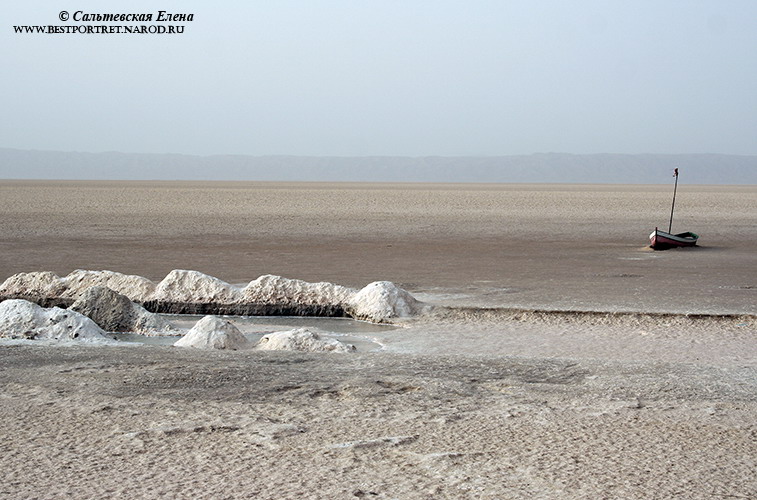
[0,270,424,322]
[0,299,108,341]
[254,328,356,353]
[174,315,249,350]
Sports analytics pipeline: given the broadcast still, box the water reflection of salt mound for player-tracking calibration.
[0,299,109,341]
[174,315,249,350]
[255,328,356,353]
[0,270,427,323]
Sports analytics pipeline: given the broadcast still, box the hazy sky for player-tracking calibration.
[3,1,757,157]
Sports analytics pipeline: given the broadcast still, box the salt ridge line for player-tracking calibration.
[2,269,754,326]
[0,270,428,323]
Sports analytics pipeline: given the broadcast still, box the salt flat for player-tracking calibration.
[0,180,755,499]
[1,180,755,313]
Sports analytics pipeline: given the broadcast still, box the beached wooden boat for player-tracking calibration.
[649,227,699,249]
[650,168,700,250]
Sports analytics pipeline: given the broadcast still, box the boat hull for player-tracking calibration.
[649,229,699,250]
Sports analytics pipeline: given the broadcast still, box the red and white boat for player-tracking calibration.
[649,227,699,250]
[650,168,700,250]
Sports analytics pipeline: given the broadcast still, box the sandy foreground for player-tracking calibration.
[0,180,756,499]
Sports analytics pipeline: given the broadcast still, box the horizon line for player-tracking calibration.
[3,147,757,158]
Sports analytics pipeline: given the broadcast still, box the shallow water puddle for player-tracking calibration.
[113,314,397,352]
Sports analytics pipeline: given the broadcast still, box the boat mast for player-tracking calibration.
[668,168,679,233]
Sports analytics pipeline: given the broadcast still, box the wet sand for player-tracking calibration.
[0,180,756,499]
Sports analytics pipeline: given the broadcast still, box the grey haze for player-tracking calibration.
[2,1,757,164]
[1,149,755,184]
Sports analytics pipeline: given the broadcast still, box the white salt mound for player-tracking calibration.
[346,281,425,323]
[62,269,156,301]
[0,299,109,341]
[130,311,177,336]
[153,270,242,303]
[255,328,356,353]
[69,286,175,335]
[0,270,157,302]
[174,315,249,350]
[0,271,67,298]
[242,274,356,306]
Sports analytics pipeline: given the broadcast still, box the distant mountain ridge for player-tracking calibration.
[1,148,755,184]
